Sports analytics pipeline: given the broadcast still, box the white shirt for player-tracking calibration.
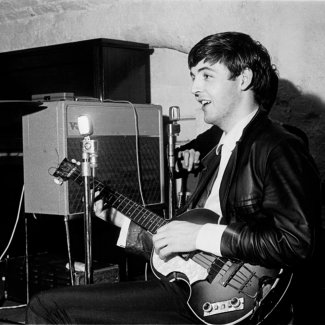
[118,109,258,256]
[196,109,258,256]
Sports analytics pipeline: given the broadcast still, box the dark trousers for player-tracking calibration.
[25,278,200,324]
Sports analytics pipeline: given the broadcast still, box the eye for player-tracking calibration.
[203,73,213,80]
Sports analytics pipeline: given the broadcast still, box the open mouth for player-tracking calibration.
[199,100,211,109]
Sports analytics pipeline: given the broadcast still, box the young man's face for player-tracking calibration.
[190,59,242,130]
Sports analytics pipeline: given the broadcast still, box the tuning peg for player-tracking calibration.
[71,158,81,166]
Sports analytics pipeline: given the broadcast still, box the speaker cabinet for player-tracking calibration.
[0,38,152,103]
[23,100,164,216]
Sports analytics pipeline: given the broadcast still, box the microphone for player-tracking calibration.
[78,115,93,136]
[77,115,98,285]
[168,106,180,170]
[167,106,181,220]
[169,105,180,122]
[77,115,98,174]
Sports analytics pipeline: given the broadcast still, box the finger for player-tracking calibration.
[157,245,174,260]
[153,237,168,251]
[152,232,168,249]
[94,190,103,202]
[194,151,200,164]
[153,237,168,257]
[175,162,180,173]
[93,199,104,215]
[187,149,196,171]
[155,224,168,234]
[181,150,190,168]
[94,199,103,209]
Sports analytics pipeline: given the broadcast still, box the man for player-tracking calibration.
[26,32,321,324]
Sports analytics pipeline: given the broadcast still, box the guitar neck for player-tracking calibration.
[71,168,167,234]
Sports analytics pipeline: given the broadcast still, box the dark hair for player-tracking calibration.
[188,32,278,112]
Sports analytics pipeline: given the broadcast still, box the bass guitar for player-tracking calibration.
[53,158,292,325]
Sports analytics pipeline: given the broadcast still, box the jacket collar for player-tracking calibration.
[217,108,259,155]
[201,108,268,168]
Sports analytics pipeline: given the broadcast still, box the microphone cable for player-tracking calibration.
[0,185,27,310]
[0,185,24,262]
[104,99,149,281]
[103,99,146,207]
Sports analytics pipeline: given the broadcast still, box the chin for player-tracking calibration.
[203,116,214,125]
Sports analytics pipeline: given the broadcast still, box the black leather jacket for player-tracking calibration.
[125,110,321,270]
[191,110,321,269]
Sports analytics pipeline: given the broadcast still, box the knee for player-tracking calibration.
[29,290,56,309]
[25,291,57,324]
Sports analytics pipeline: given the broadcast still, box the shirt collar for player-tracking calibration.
[216,108,258,154]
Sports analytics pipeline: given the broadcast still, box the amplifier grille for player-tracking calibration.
[67,135,162,214]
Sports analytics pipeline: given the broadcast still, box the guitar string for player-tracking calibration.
[194,258,259,297]
[192,253,260,291]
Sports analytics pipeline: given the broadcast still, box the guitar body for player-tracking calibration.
[53,159,293,325]
[151,209,293,325]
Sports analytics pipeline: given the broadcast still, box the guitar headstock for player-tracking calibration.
[53,158,80,185]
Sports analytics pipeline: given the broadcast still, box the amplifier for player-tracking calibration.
[4,254,119,303]
[23,100,165,216]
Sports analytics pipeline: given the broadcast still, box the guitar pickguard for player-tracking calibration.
[151,251,208,284]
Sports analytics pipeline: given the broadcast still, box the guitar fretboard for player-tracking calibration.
[71,166,167,234]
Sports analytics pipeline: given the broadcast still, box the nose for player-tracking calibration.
[191,76,202,95]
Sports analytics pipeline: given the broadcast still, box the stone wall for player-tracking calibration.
[0,0,324,179]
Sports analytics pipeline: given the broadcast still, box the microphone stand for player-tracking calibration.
[167,106,180,220]
[81,136,98,284]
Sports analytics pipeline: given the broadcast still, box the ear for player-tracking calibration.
[240,68,253,91]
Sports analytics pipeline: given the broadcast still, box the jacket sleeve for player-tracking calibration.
[124,221,153,261]
[220,137,321,268]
